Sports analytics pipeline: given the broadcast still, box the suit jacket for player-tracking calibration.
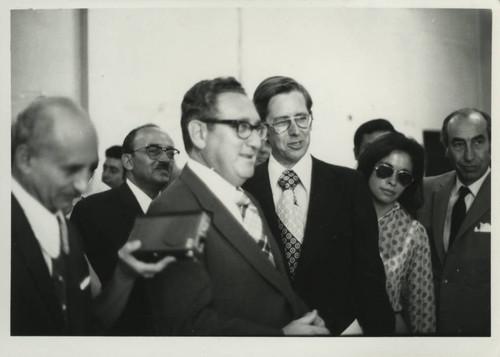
[244,157,394,335]
[417,171,491,335]
[11,195,91,335]
[146,166,309,336]
[71,182,151,335]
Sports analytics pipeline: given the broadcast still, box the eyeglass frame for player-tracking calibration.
[374,162,414,187]
[266,113,313,134]
[129,144,180,160]
[199,118,268,140]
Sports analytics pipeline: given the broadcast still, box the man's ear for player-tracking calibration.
[13,144,33,174]
[188,119,207,150]
[122,153,134,171]
[444,147,449,159]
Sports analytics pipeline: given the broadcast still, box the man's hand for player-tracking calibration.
[118,240,176,279]
[282,310,331,336]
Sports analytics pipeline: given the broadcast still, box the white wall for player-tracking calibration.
[87,8,240,164]
[11,7,491,169]
[11,9,84,121]
[241,8,490,167]
[87,7,491,168]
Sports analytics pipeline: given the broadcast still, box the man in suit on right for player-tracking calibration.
[417,108,491,336]
[244,76,394,335]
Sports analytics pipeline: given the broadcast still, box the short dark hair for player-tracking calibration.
[441,108,491,146]
[253,76,313,121]
[105,145,123,159]
[122,124,159,154]
[357,132,425,217]
[180,77,246,152]
[12,96,89,163]
[353,119,395,154]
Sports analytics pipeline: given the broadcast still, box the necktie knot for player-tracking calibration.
[236,192,251,208]
[458,185,471,199]
[278,169,301,190]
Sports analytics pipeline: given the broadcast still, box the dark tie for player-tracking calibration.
[276,169,304,278]
[236,191,276,266]
[53,214,70,325]
[449,186,471,248]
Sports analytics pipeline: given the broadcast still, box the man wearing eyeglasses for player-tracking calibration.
[71,123,179,335]
[244,76,394,335]
[146,77,329,336]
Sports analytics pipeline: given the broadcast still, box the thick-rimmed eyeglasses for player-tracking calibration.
[374,163,414,187]
[200,118,268,140]
[131,145,180,160]
[267,114,313,134]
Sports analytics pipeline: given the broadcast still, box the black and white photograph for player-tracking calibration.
[2,0,498,356]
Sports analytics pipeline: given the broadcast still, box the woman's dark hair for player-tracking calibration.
[357,132,425,217]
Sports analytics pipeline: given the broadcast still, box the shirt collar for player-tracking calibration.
[187,159,242,205]
[268,152,312,193]
[378,202,401,222]
[454,166,490,197]
[11,177,61,259]
[126,179,156,214]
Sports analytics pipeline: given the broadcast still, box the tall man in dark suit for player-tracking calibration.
[244,76,394,335]
[147,77,329,336]
[11,97,98,335]
[71,124,177,335]
[417,108,491,336]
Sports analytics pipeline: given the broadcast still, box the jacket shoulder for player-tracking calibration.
[312,156,364,181]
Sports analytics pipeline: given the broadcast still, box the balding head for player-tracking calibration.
[12,97,99,213]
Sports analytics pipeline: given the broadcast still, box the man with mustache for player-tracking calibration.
[71,124,179,335]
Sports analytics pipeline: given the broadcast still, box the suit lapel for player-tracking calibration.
[301,158,328,259]
[117,183,144,217]
[456,173,491,239]
[431,173,454,264]
[180,167,296,302]
[11,195,65,325]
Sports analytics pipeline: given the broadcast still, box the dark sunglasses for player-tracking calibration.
[374,163,414,187]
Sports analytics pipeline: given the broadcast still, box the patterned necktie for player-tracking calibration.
[236,191,276,266]
[449,186,471,248]
[276,169,305,278]
[53,213,70,325]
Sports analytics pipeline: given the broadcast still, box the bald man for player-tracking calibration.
[11,97,98,335]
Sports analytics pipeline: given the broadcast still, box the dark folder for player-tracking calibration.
[128,211,210,262]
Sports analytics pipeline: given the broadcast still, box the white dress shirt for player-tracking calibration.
[268,153,312,242]
[443,167,490,251]
[12,177,62,276]
[126,179,156,214]
[187,159,245,225]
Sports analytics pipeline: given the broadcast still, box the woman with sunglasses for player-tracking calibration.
[357,132,435,335]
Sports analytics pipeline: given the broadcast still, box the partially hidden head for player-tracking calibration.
[12,96,99,213]
[102,145,125,188]
[353,118,395,161]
